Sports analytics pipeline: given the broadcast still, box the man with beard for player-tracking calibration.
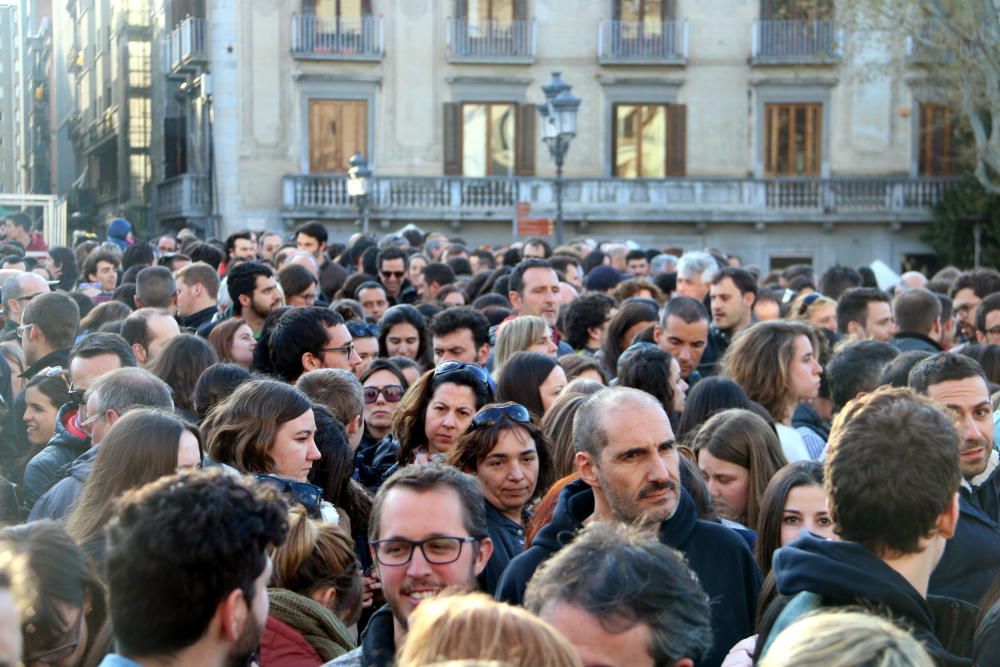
[909,352,1000,605]
[227,261,283,337]
[495,387,760,667]
[327,464,493,666]
[99,469,288,667]
[698,267,756,377]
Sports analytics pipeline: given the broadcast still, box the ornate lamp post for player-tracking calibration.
[538,72,580,245]
[347,151,373,235]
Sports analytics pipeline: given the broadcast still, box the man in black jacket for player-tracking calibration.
[762,388,974,666]
[495,387,760,667]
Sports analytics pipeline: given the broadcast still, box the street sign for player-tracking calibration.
[517,218,554,237]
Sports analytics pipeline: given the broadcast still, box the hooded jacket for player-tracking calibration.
[106,218,132,250]
[929,491,1000,606]
[495,478,761,667]
[21,403,90,511]
[767,533,975,666]
[27,444,97,521]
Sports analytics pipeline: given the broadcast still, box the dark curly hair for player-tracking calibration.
[104,469,289,658]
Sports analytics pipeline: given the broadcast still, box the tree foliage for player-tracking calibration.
[922,179,1000,267]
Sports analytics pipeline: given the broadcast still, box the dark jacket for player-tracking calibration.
[697,324,732,377]
[480,501,526,596]
[971,459,1000,523]
[179,305,217,333]
[495,479,761,667]
[767,533,975,666]
[975,598,1000,664]
[792,401,830,443]
[320,260,349,300]
[15,348,71,465]
[27,444,97,521]
[21,403,90,511]
[325,604,394,667]
[929,491,1000,606]
[384,280,418,306]
[892,331,943,354]
[355,434,398,493]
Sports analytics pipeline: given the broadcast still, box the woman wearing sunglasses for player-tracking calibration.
[66,409,203,566]
[448,402,554,594]
[353,360,411,490]
[0,520,108,667]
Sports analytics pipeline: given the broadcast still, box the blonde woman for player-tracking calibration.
[789,292,837,332]
[493,315,557,378]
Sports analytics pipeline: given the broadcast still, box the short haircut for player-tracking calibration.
[712,266,757,296]
[82,249,120,280]
[224,230,253,258]
[573,387,665,460]
[950,268,1000,299]
[122,243,155,271]
[268,307,345,383]
[186,242,224,270]
[977,292,1000,334]
[836,287,890,334]
[135,266,176,309]
[120,308,171,354]
[6,212,31,230]
[819,265,863,301]
[563,293,616,351]
[422,262,456,288]
[509,258,554,296]
[354,280,386,299]
[908,351,988,395]
[523,238,552,258]
[825,388,960,556]
[625,249,647,263]
[892,288,941,336]
[676,251,718,283]
[174,262,221,297]
[428,306,490,349]
[295,221,328,246]
[880,350,933,388]
[104,470,288,657]
[227,261,273,315]
[69,332,137,368]
[525,522,712,665]
[88,367,174,416]
[296,368,364,424]
[660,295,709,326]
[22,292,80,350]
[1,272,43,316]
[826,340,898,411]
[369,463,488,542]
[376,246,409,271]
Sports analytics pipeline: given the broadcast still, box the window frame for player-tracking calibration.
[764,102,822,177]
[459,101,518,177]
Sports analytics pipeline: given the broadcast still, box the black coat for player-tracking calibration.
[929,491,1000,606]
[20,403,89,512]
[768,533,975,666]
[495,479,761,667]
[479,501,526,596]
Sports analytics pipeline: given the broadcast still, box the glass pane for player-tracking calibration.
[127,41,150,88]
[640,105,666,178]
[468,0,485,22]
[491,0,515,21]
[462,104,488,177]
[644,0,663,33]
[794,107,806,173]
[314,0,337,19]
[615,105,638,178]
[619,0,641,23]
[340,0,363,18]
[776,108,789,175]
[490,104,515,176]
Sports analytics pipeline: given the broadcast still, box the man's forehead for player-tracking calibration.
[666,316,708,336]
[523,267,556,285]
[927,376,990,405]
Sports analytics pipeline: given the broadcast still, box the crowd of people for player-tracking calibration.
[0,211,997,666]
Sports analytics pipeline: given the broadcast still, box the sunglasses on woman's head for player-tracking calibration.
[471,402,532,429]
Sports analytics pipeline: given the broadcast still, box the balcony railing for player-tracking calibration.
[162,17,208,75]
[283,175,959,221]
[447,18,536,62]
[598,20,688,64]
[157,173,211,219]
[291,14,384,60]
[752,20,841,63]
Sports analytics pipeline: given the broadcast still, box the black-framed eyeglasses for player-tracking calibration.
[347,322,380,338]
[471,402,532,429]
[319,342,356,357]
[363,384,405,404]
[253,473,323,514]
[434,361,492,392]
[380,270,405,279]
[22,605,84,663]
[14,292,42,303]
[985,326,1000,338]
[371,536,480,567]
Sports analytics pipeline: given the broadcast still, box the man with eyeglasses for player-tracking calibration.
[976,292,1000,345]
[375,247,418,306]
[269,307,362,383]
[950,268,1000,343]
[0,272,49,342]
[325,464,493,667]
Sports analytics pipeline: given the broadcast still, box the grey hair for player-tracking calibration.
[296,368,364,425]
[676,251,719,284]
[572,387,665,459]
[1,272,38,317]
[87,367,174,417]
[525,522,713,665]
[650,254,678,275]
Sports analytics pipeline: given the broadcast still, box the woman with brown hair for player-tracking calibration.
[260,505,361,666]
[721,320,823,462]
[66,409,202,565]
[207,317,256,370]
[77,300,132,335]
[398,593,581,667]
[448,402,555,594]
[691,409,788,530]
[597,300,659,378]
[540,391,591,479]
[146,334,218,422]
[278,263,319,307]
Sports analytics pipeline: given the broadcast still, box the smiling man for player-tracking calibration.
[327,464,493,666]
[495,387,760,667]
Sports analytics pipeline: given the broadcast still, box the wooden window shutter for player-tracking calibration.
[443,103,463,175]
[516,103,536,176]
[362,0,373,14]
[455,0,467,19]
[666,104,687,176]
[515,0,527,21]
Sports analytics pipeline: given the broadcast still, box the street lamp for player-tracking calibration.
[347,151,373,235]
[538,72,580,245]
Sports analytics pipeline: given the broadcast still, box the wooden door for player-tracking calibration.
[309,99,367,174]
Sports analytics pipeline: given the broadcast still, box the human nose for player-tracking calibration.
[813,360,823,374]
[647,453,670,483]
[961,414,985,443]
[441,411,457,428]
[507,461,525,482]
[678,347,691,361]
[406,543,434,577]
[307,438,321,461]
[547,339,557,355]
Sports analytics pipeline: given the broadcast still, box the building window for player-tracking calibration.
[458,0,523,22]
[918,102,957,176]
[760,0,832,20]
[308,99,367,173]
[615,0,675,23]
[769,253,812,271]
[461,103,516,177]
[304,0,371,19]
[612,103,686,178]
[765,103,821,176]
[129,97,151,148]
